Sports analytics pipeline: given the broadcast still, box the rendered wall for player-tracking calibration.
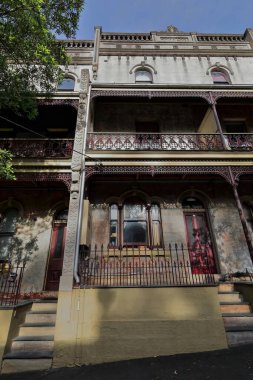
[53,287,227,367]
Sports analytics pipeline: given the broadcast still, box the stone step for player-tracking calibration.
[223,314,253,327]
[25,312,56,324]
[226,331,253,347]
[220,302,251,314]
[218,292,242,303]
[19,323,55,337]
[11,339,54,352]
[1,359,52,374]
[218,283,235,293]
[31,301,57,312]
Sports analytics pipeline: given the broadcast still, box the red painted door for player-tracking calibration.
[45,223,67,290]
[184,212,217,274]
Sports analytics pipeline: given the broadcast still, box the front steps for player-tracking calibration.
[219,283,253,347]
[1,299,57,374]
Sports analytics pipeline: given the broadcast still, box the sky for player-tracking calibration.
[76,0,253,40]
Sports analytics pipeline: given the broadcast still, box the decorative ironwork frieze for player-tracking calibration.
[37,98,79,110]
[1,173,72,192]
[85,165,233,184]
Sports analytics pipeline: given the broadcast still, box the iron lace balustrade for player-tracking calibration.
[224,134,253,151]
[0,262,25,306]
[87,133,224,151]
[0,139,74,158]
[78,244,216,288]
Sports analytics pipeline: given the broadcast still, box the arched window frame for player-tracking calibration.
[109,200,163,248]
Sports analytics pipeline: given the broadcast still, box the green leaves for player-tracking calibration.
[0,0,84,118]
[0,149,15,180]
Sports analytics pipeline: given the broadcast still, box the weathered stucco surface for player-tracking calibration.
[53,287,227,367]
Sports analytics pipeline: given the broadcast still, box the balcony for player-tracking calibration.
[87,133,253,152]
[0,139,74,158]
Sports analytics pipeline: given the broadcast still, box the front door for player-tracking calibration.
[45,222,66,290]
[184,212,217,274]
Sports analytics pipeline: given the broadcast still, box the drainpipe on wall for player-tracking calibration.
[73,83,92,284]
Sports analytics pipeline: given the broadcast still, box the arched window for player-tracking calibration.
[211,69,230,84]
[135,69,153,83]
[182,197,217,273]
[57,77,75,91]
[109,200,162,248]
[0,208,19,259]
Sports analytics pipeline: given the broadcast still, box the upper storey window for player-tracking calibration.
[57,77,75,91]
[211,70,230,84]
[135,69,153,83]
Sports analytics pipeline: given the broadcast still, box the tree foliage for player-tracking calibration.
[0,0,84,118]
[0,149,15,180]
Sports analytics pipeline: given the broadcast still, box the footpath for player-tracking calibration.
[2,344,253,380]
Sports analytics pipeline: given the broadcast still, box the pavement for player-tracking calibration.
[2,344,253,380]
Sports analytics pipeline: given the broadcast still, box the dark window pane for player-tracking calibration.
[110,221,118,246]
[54,226,64,258]
[123,221,147,244]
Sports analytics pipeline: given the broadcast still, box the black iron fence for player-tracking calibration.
[0,262,25,306]
[79,244,216,288]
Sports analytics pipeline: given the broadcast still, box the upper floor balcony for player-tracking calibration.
[86,132,253,152]
[0,139,74,158]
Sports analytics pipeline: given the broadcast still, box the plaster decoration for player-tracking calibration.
[61,196,80,278]
[37,98,79,110]
[206,62,234,75]
[4,173,72,192]
[167,25,179,33]
[59,69,90,289]
[161,202,180,209]
[129,62,157,74]
[91,203,109,210]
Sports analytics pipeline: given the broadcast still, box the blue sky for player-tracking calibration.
[76,0,253,40]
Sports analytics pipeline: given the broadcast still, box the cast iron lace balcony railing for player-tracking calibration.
[87,133,224,151]
[78,244,216,288]
[87,133,253,151]
[0,139,74,158]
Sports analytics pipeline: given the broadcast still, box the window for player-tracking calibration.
[211,70,230,84]
[135,69,153,83]
[57,78,75,91]
[0,208,19,259]
[109,200,162,248]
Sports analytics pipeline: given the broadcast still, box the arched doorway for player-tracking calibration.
[182,197,217,274]
[45,209,68,291]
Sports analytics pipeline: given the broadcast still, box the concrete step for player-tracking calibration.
[31,301,57,312]
[11,339,54,352]
[4,350,53,359]
[227,331,253,347]
[218,283,235,293]
[220,302,251,314]
[1,359,52,374]
[223,314,253,327]
[25,312,56,324]
[19,323,55,337]
[218,292,242,303]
